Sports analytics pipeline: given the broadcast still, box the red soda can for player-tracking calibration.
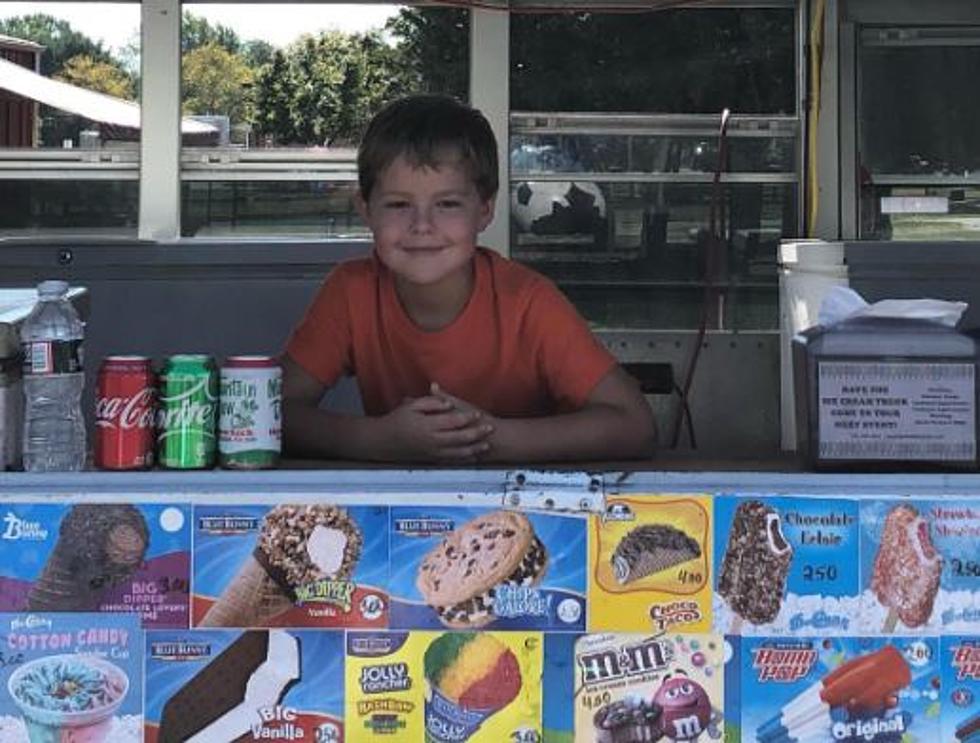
[94,355,157,470]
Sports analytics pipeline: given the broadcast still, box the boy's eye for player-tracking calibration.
[383,200,409,210]
[437,199,462,209]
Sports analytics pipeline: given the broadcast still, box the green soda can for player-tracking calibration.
[157,354,218,469]
[218,355,282,469]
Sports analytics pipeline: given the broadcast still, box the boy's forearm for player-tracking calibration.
[483,404,656,463]
[282,403,388,461]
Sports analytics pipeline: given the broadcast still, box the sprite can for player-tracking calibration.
[157,354,218,469]
[218,356,281,469]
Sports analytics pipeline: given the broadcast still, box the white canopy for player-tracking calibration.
[0,57,216,135]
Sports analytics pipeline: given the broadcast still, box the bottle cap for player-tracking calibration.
[37,280,69,297]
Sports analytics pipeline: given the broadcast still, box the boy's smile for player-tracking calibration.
[357,154,495,319]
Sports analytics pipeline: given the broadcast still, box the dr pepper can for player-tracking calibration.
[218,355,281,469]
[94,355,157,470]
[157,354,218,469]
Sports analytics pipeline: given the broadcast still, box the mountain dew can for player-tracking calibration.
[157,354,218,469]
[218,356,281,469]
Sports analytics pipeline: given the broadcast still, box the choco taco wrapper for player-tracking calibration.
[25,504,149,612]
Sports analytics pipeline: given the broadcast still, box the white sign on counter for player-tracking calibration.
[817,361,976,461]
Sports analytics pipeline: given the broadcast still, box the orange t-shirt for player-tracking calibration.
[285,248,617,417]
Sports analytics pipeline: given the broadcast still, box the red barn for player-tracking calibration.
[0,33,42,147]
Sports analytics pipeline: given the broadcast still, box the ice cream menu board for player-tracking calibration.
[388,507,587,631]
[144,628,344,742]
[736,636,941,743]
[0,504,191,628]
[193,504,389,628]
[860,499,980,635]
[345,630,543,742]
[0,612,142,743]
[589,494,713,632]
[713,495,860,635]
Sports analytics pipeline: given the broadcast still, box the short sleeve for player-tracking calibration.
[284,265,355,387]
[524,279,617,410]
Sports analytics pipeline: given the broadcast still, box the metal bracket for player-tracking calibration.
[503,470,604,513]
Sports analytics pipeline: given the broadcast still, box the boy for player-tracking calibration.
[282,94,655,463]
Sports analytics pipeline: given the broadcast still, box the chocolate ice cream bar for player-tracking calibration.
[718,500,793,626]
[871,504,942,630]
[612,525,701,585]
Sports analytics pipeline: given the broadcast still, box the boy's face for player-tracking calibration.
[356,153,495,289]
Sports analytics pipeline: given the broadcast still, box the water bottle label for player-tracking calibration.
[23,340,83,375]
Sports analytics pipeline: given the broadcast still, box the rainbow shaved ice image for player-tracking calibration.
[424,633,522,741]
[8,654,129,743]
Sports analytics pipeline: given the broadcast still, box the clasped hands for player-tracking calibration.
[381,382,497,462]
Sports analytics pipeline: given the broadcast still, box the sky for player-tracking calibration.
[0,2,400,53]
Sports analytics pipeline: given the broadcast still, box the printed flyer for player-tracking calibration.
[0,612,143,743]
[739,636,941,743]
[144,628,344,742]
[859,499,980,634]
[590,494,713,632]
[193,504,389,628]
[573,632,725,743]
[0,503,191,628]
[941,636,980,743]
[713,494,860,635]
[345,630,543,742]
[389,507,587,631]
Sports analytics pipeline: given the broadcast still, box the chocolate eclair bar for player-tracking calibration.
[612,524,701,585]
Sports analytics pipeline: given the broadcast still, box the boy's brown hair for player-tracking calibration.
[357,95,499,202]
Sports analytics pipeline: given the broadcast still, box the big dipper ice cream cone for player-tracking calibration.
[200,504,362,627]
[423,632,523,743]
[25,505,149,612]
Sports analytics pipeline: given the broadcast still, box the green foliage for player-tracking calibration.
[0,13,112,76]
[386,7,469,100]
[182,42,254,121]
[252,30,409,146]
[55,54,135,99]
[181,11,242,55]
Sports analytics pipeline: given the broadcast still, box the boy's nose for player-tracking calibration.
[410,206,434,233]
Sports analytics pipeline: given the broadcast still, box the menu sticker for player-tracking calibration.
[942,636,980,743]
[817,361,975,461]
[145,629,343,742]
[573,633,725,743]
[739,636,940,743]
[389,507,586,631]
[346,631,542,742]
[589,494,712,633]
[713,495,860,635]
[860,499,980,634]
[0,503,191,628]
[193,504,389,628]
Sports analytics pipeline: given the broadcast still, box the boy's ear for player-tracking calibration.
[478,195,497,232]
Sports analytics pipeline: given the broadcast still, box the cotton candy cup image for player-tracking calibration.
[423,633,522,742]
[7,654,129,743]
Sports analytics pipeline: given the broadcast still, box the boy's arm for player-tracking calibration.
[281,356,494,462]
[433,367,657,463]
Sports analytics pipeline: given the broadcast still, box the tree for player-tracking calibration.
[242,39,275,69]
[0,13,112,76]
[386,8,469,100]
[182,42,253,122]
[55,54,135,99]
[252,30,406,146]
[182,12,242,55]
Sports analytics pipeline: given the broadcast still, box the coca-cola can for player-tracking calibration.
[94,355,157,470]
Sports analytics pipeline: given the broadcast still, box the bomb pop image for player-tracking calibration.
[870,504,942,632]
[755,645,911,743]
[717,500,793,632]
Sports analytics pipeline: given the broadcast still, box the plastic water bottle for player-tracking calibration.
[20,280,87,471]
